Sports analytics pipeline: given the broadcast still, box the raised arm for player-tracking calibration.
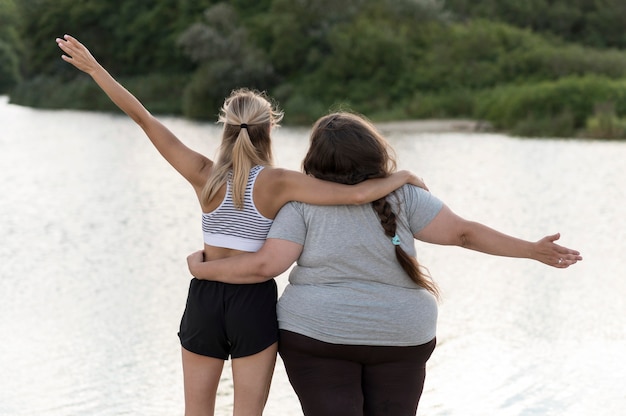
[55,34,210,189]
[187,238,303,283]
[414,205,582,268]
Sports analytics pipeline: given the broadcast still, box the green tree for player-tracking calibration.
[445,0,626,49]
[17,0,198,78]
[0,41,19,92]
[177,3,276,118]
[266,0,448,120]
[0,0,20,91]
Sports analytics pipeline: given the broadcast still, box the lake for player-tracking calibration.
[1,96,624,415]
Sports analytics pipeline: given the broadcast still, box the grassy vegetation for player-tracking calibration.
[4,0,626,138]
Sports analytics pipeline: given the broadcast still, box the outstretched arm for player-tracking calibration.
[55,34,210,189]
[187,238,303,283]
[415,205,582,268]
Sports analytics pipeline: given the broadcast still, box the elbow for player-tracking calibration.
[256,260,280,281]
[350,190,370,205]
[455,226,474,248]
[459,232,471,249]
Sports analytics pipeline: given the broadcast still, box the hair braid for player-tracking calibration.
[372,197,440,298]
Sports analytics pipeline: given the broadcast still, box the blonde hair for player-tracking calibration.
[202,89,284,208]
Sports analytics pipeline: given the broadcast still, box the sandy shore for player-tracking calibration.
[375,118,490,133]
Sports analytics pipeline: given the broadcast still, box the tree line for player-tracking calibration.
[2,0,626,138]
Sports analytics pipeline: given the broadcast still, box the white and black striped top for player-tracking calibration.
[202,165,273,252]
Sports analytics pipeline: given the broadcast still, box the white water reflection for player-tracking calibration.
[1,96,624,415]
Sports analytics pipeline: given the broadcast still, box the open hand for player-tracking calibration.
[535,233,582,268]
[55,34,99,74]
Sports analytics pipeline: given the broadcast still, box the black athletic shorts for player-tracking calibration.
[178,278,278,360]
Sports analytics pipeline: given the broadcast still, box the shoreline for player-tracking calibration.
[1,96,489,134]
[375,119,490,134]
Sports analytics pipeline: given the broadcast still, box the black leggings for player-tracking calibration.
[278,330,436,416]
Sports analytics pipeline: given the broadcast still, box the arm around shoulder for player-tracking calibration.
[271,168,423,206]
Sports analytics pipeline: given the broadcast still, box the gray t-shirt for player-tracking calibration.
[268,184,443,346]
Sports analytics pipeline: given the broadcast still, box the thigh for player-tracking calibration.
[231,342,278,416]
[362,338,436,416]
[279,330,364,416]
[181,347,225,416]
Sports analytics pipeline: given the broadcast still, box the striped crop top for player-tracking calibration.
[202,165,273,252]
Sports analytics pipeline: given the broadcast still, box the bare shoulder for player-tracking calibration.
[258,166,305,186]
[260,166,295,180]
[253,167,295,218]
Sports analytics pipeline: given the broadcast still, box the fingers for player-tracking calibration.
[540,233,582,268]
[55,36,74,59]
[553,252,583,268]
[545,232,560,243]
[554,256,580,268]
[55,35,99,73]
[56,34,84,56]
[416,178,429,191]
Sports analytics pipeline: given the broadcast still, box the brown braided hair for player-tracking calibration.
[303,112,439,298]
[371,197,439,298]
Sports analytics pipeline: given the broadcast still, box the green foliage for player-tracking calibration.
[0,0,20,91]
[177,3,276,119]
[8,0,626,139]
[411,20,626,92]
[585,102,626,139]
[266,0,448,121]
[446,0,626,50]
[405,89,477,119]
[17,0,194,78]
[473,76,626,136]
[0,40,20,92]
[10,73,186,114]
[0,0,19,43]
[510,110,576,138]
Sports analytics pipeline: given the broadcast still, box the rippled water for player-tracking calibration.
[1,96,624,415]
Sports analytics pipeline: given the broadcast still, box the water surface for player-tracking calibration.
[1,96,624,415]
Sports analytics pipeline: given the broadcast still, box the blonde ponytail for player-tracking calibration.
[202,89,283,209]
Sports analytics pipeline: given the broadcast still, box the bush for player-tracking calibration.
[585,102,626,139]
[411,20,626,93]
[0,40,19,92]
[510,110,576,138]
[474,75,626,130]
[280,92,328,125]
[177,3,276,120]
[406,89,477,119]
[10,73,187,114]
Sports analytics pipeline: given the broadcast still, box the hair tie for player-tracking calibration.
[240,123,248,129]
[391,235,400,246]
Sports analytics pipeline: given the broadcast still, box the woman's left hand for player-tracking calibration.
[534,233,582,268]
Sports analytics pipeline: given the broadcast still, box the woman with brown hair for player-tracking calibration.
[55,36,426,416]
[187,112,582,416]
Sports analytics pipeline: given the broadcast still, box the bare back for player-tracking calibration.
[200,166,283,262]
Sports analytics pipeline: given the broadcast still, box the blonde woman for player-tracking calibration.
[55,35,425,416]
